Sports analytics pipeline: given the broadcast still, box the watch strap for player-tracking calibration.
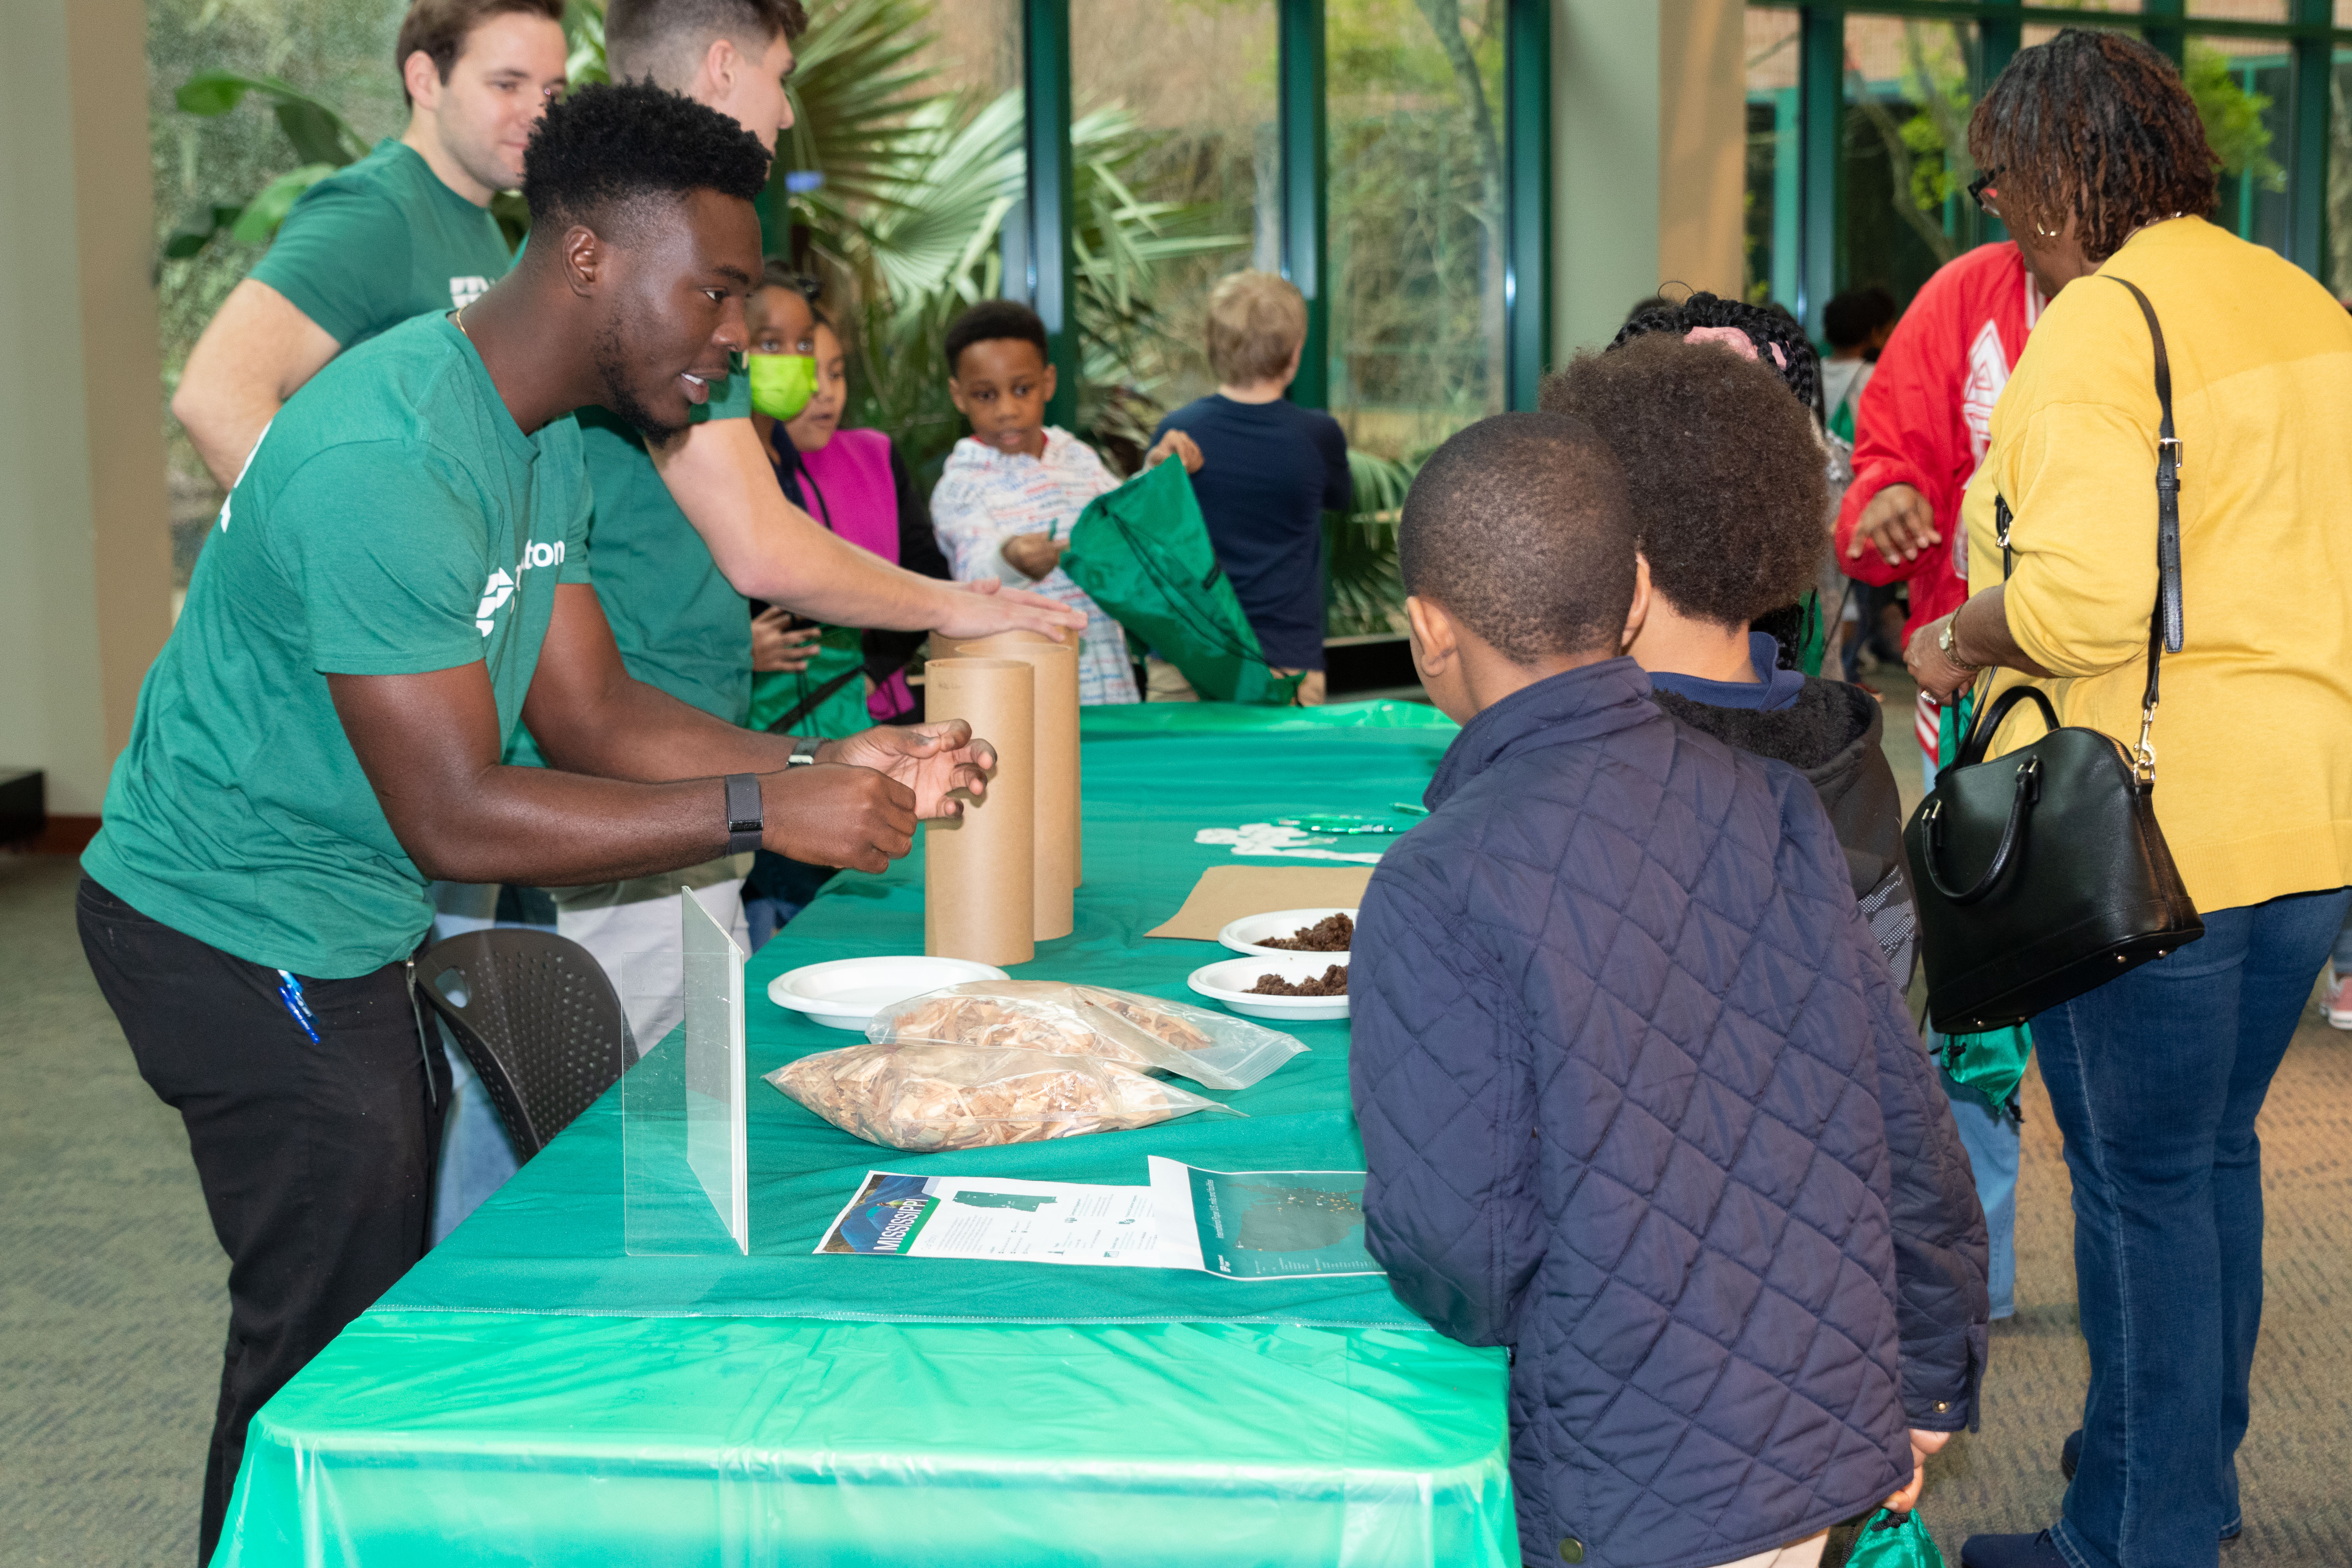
[723,773,764,855]
[786,736,823,767]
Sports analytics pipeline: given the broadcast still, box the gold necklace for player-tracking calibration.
[452,305,471,339]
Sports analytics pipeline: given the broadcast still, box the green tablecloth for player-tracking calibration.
[216,701,1518,1567]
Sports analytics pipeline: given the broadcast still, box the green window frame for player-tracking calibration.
[1013,0,1554,417]
[1765,0,2352,332]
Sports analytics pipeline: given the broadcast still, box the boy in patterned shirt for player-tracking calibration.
[929,301,1201,703]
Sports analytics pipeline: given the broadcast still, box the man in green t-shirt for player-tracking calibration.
[172,0,570,490]
[524,0,1083,1042]
[80,85,991,1562]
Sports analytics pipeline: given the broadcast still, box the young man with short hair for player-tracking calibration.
[79,85,991,1561]
[530,0,1085,1044]
[172,0,571,488]
[1149,270,1351,705]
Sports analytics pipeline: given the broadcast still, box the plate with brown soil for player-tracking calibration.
[1186,954,1352,1022]
[1216,907,1358,959]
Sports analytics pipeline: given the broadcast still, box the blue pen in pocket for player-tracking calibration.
[276,969,322,1044]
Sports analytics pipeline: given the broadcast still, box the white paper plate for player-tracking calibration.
[767,956,1010,1031]
[1216,907,1358,958]
[1187,953,1352,1022]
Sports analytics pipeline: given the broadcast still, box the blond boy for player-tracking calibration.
[1148,271,1351,703]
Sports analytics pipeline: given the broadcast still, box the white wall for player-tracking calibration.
[0,0,172,815]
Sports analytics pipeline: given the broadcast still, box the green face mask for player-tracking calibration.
[748,352,817,420]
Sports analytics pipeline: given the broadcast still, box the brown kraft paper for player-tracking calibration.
[1145,865,1377,941]
[935,631,1081,928]
[923,658,1035,966]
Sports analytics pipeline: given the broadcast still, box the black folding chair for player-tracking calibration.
[416,929,628,1162]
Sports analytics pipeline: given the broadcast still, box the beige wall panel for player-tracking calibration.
[1657,0,1747,301]
[0,0,171,814]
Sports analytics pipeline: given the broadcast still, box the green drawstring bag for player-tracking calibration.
[1060,458,1301,706]
[1932,688,2034,1104]
[1846,1508,1947,1568]
[749,624,872,740]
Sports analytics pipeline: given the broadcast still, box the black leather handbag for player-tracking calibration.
[1903,277,2204,1034]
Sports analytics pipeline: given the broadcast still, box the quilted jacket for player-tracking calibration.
[1350,660,1987,1568]
[1652,679,1916,985]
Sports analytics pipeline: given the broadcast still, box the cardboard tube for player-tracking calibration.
[934,634,1077,938]
[931,628,1084,892]
[922,658,1034,967]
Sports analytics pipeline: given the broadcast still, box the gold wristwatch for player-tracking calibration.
[1937,617,1980,674]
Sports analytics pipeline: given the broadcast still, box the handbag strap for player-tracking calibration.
[2108,275,2184,783]
[1967,278,2182,785]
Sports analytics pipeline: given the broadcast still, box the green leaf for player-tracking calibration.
[228,164,338,246]
[162,201,247,261]
[175,69,256,116]
[273,100,349,167]
[177,69,363,167]
[563,0,610,86]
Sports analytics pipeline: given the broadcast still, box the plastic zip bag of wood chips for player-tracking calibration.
[866,981,1306,1091]
[766,1041,1242,1152]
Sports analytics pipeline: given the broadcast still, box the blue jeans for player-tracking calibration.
[1938,1062,2018,1319]
[2037,886,2351,1568]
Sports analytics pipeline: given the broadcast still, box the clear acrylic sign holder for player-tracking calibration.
[621,893,749,1255]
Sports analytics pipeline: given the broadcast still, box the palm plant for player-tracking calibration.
[1324,450,1416,638]
[160,0,1410,637]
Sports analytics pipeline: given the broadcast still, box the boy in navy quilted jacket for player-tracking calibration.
[1349,413,1987,1568]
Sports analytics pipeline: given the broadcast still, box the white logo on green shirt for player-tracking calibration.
[451,276,491,310]
[474,540,566,636]
[218,418,275,534]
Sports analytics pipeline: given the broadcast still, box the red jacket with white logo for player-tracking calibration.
[1835,241,2043,751]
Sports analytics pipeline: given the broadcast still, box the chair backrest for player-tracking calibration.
[417,929,627,1161]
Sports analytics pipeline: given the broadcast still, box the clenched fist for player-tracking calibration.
[759,764,917,874]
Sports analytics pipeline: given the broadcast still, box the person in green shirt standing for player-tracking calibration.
[523,0,1082,1049]
[79,84,992,1563]
[172,0,570,490]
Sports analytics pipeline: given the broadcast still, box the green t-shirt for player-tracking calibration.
[506,367,755,768]
[249,138,512,348]
[83,314,591,978]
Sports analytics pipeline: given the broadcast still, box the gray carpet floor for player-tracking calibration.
[4,846,2348,1566]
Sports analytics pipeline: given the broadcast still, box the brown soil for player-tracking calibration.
[1261,913,1354,952]
[1249,965,1349,997]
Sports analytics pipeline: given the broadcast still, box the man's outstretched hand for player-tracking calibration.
[936,577,1087,641]
[757,723,995,874]
[825,720,996,819]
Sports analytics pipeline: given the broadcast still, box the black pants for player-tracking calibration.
[76,878,450,1564]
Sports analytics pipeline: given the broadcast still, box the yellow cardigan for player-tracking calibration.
[1960,217,2352,915]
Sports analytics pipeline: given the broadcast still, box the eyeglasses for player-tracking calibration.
[1968,168,2002,212]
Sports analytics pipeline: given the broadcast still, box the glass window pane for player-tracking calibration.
[1327,0,1506,458]
[1070,0,1272,428]
[920,0,1023,96]
[2189,34,2291,255]
[1842,15,1982,307]
[2335,53,2352,296]
[148,1,411,599]
[1745,8,1800,310]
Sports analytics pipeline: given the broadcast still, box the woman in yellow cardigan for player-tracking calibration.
[1907,32,2352,1568]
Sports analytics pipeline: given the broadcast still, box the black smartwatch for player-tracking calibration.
[723,773,763,855]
